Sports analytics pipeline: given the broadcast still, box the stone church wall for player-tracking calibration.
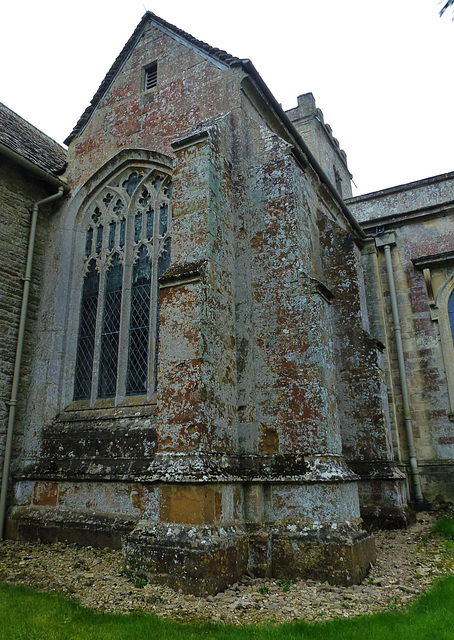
[2,12,420,592]
[0,160,55,481]
[348,172,454,503]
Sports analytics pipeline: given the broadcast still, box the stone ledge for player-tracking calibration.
[360,505,415,530]
[6,506,135,549]
[16,452,359,484]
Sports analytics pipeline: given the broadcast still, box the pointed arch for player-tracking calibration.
[72,159,172,404]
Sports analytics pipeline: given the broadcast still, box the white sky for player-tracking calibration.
[2,0,453,195]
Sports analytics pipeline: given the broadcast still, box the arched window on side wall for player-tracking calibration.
[449,289,454,347]
[73,165,172,403]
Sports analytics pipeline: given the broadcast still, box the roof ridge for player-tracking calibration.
[64,12,242,145]
[146,11,241,63]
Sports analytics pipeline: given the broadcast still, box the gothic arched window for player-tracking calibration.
[449,289,454,347]
[73,166,172,402]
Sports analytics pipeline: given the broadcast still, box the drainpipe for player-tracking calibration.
[375,232,424,505]
[0,187,65,540]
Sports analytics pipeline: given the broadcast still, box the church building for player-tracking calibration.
[0,12,453,595]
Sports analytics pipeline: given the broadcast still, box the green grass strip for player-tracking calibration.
[1,577,454,640]
[432,518,454,540]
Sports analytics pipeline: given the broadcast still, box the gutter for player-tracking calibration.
[0,143,67,190]
[233,59,367,244]
[0,182,66,539]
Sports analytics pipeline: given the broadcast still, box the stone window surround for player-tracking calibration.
[415,251,454,422]
[65,157,172,411]
[143,61,158,93]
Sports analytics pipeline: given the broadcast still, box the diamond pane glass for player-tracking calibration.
[139,189,151,207]
[152,175,163,192]
[126,247,151,395]
[98,255,122,398]
[74,261,99,400]
[103,193,113,207]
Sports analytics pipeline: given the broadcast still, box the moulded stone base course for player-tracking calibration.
[348,460,411,528]
[7,502,375,593]
[6,506,135,549]
[416,461,454,504]
[359,505,415,530]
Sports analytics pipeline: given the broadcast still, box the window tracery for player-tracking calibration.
[73,166,172,403]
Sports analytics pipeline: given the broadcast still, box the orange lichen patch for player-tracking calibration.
[159,485,222,524]
[259,427,279,453]
[33,482,58,507]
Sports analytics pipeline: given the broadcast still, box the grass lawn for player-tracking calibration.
[1,576,454,640]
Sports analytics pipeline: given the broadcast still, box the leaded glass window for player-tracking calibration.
[449,290,454,346]
[73,165,172,403]
[98,254,123,398]
[127,246,152,395]
[74,260,99,400]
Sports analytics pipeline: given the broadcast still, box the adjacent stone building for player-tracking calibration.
[348,171,454,505]
[0,12,452,594]
[0,102,67,481]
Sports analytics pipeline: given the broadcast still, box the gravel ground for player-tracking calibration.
[1,511,454,626]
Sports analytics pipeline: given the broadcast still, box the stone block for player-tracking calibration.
[123,523,248,595]
[270,525,375,585]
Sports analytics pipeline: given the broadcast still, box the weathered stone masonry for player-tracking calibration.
[1,11,452,594]
[348,172,454,504]
[0,105,67,483]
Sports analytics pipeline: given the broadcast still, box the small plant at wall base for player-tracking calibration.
[134,578,148,589]
[431,517,454,539]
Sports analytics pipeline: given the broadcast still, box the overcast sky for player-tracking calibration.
[2,0,453,195]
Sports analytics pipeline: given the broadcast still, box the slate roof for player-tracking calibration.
[0,102,67,176]
[64,11,244,145]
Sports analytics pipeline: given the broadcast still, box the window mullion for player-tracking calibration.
[116,257,132,402]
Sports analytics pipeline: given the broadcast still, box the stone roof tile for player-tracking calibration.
[0,102,67,176]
